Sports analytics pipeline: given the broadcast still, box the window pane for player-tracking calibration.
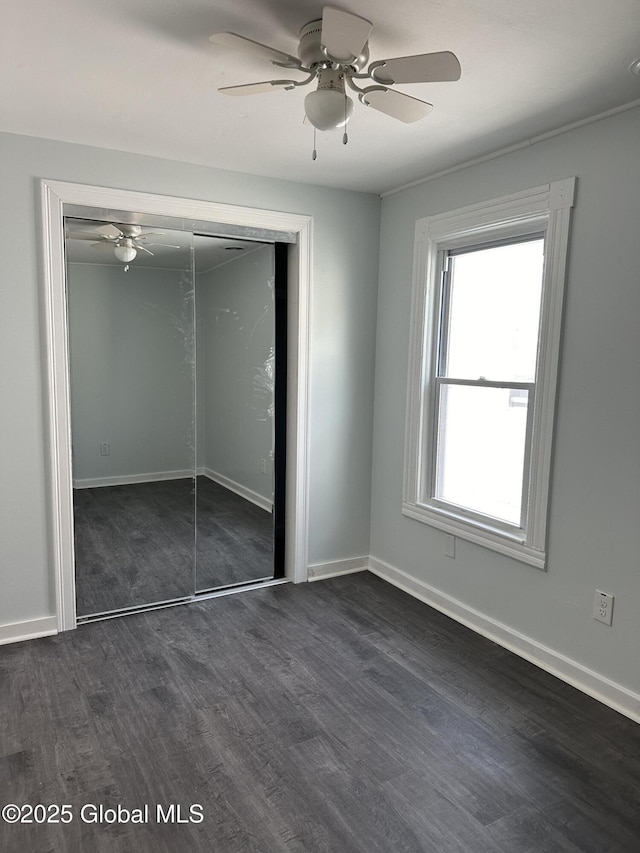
[435,384,529,526]
[444,239,544,382]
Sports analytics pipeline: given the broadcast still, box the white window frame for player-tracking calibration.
[403,178,575,569]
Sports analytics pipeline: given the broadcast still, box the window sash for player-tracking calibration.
[426,235,542,533]
[437,237,545,384]
[428,378,536,533]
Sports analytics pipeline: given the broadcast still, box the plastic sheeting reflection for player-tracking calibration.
[253,345,275,422]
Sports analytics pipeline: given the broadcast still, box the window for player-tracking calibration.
[403,179,575,568]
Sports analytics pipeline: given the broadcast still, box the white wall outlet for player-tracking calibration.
[100,442,110,456]
[593,589,614,625]
[260,458,267,474]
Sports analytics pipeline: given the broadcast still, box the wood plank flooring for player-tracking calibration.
[74,477,273,616]
[1,573,639,852]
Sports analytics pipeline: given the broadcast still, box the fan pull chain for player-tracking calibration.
[343,95,348,146]
[312,127,317,161]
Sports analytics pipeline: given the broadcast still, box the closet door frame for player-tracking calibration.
[41,179,312,632]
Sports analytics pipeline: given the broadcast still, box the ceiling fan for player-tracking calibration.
[210,5,461,145]
[65,222,180,264]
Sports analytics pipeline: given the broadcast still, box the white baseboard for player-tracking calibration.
[308,556,369,581]
[368,556,640,725]
[0,616,58,647]
[203,469,272,513]
[74,469,194,489]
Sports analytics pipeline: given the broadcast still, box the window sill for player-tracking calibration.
[401,501,546,570]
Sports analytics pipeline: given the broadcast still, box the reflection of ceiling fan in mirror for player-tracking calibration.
[65,222,180,264]
[210,4,461,152]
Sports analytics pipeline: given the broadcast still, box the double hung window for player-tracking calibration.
[403,179,575,568]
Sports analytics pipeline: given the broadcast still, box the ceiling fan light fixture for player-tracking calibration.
[304,69,354,131]
[304,88,354,130]
[114,240,137,263]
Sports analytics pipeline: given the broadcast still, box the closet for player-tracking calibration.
[64,218,287,619]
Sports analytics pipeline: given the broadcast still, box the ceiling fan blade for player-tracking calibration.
[359,87,433,123]
[321,6,373,63]
[371,51,461,85]
[218,80,296,96]
[93,224,123,240]
[66,231,104,241]
[134,244,154,256]
[136,230,164,239]
[89,242,115,252]
[144,242,181,249]
[210,32,301,68]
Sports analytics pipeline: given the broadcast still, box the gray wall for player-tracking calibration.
[67,263,195,483]
[0,131,380,628]
[198,246,275,503]
[370,105,640,694]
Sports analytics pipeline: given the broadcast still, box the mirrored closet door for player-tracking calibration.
[194,236,276,593]
[65,218,279,620]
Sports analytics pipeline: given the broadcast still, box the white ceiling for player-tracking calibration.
[2,0,639,194]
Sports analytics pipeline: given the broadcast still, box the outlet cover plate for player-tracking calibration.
[593,589,614,625]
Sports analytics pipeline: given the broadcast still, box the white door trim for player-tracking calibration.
[40,179,312,632]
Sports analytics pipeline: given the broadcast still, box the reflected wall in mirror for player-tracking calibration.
[65,217,278,619]
[194,239,275,592]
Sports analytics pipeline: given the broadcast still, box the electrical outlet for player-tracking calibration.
[260,458,267,474]
[100,442,110,456]
[593,589,614,625]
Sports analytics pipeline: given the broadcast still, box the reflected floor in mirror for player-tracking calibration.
[74,477,273,617]
[195,476,273,592]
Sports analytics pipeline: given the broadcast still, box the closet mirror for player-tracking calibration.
[65,218,277,619]
[194,237,275,593]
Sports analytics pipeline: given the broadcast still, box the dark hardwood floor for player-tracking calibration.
[1,573,639,852]
[74,477,273,617]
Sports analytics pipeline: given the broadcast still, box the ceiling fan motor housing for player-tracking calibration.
[298,19,369,71]
[119,224,143,238]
